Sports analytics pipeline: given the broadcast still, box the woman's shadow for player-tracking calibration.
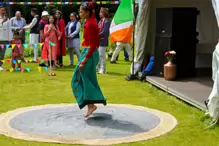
[85,113,146,133]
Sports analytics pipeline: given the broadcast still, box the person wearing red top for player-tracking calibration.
[55,10,66,67]
[71,1,107,118]
[10,31,23,70]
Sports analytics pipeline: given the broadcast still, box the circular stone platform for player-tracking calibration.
[0,104,177,145]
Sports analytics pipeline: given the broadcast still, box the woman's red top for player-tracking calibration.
[82,18,100,59]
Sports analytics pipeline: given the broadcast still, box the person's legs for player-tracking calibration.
[58,39,63,66]
[98,46,107,74]
[68,48,74,65]
[124,49,129,61]
[30,34,39,62]
[74,47,81,63]
[85,104,97,118]
[124,43,133,62]
[110,44,123,63]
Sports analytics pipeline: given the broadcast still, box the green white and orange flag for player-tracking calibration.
[110,0,134,44]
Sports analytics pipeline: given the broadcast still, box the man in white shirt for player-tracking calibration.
[110,42,133,64]
[23,8,40,63]
[0,6,12,70]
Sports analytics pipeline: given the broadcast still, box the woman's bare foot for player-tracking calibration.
[85,104,97,118]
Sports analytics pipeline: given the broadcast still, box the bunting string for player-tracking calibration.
[0,1,120,5]
[0,43,44,51]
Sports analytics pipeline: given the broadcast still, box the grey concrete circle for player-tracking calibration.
[10,105,160,139]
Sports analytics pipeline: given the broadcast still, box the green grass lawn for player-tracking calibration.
[0,55,219,146]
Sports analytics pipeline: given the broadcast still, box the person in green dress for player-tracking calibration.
[71,1,107,118]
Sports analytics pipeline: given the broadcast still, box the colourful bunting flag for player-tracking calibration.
[21,68,25,73]
[12,60,17,64]
[40,43,44,48]
[3,69,7,72]
[17,44,22,49]
[16,68,21,72]
[23,44,29,48]
[11,44,16,50]
[49,42,56,46]
[25,60,28,63]
[29,60,33,63]
[41,60,45,63]
[6,44,11,49]
[26,68,30,72]
[0,44,4,50]
[0,1,120,5]
[38,67,42,73]
[10,68,14,72]
[34,44,39,48]
[0,60,4,63]
[45,67,48,72]
[17,60,21,64]
[7,60,11,64]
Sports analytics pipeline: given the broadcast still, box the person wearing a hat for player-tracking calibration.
[39,11,49,43]
[96,7,110,74]
[0,5,12,71]
[23,8,40,63]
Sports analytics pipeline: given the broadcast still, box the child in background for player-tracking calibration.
[10,31,23,70]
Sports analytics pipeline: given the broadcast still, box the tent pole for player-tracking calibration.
[131,0,136,76]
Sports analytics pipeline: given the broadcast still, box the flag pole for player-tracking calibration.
[131,0,135,76]
[126,0,136,81]
[49,42,52,79]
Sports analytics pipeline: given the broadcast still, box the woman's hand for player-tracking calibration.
[79,63,85,71]
[79,58,88,71]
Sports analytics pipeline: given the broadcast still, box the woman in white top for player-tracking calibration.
[66,12,81,66]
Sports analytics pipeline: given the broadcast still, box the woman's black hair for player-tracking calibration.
[71,12,80,21]
[80,2,95,17]
[13,30,20,36]
[49,15,58,29]
[55,10,62,26]
[31,8,38,15]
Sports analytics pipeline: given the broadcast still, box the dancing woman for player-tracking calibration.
[72,2,107,118]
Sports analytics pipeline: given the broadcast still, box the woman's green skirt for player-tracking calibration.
[72,48,107,109]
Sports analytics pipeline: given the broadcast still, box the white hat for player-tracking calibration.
[42,11,49,17]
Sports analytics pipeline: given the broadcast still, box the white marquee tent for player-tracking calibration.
[133,0,219,74]
[133,0,219,121]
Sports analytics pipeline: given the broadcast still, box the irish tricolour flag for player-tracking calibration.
[110,0,134,44]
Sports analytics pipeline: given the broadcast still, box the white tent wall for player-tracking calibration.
[131,0,150,74]
[133,0,219,74]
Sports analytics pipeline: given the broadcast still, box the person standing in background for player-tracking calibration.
[66,12,81,66]
[41,15,61,69]
[96,7,110,74]
[56,10,66,68]
[39,11,49,43]
[10,11,26,61]
[23,8,40,63]
[0,6,12,71]
[110,42,133,64]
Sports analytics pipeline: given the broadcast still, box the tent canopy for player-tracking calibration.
[133,0,219,74]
